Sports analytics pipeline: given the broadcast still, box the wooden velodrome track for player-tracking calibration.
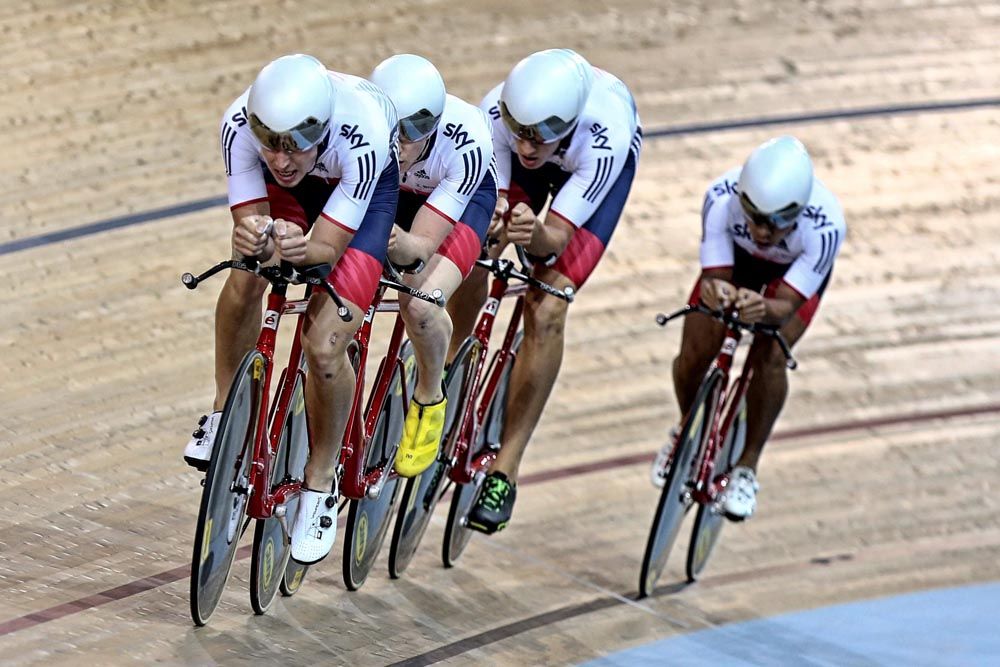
[2,0,999,664]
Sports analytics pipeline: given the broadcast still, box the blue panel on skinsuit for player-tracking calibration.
[581,582,1000,667]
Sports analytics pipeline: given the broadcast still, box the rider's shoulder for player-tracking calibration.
[324,71,395,149]
[478,82,504,120]
[704,166,743,203]
[220,88,252,132]
[799,178,847,235]
[437,95,493,147]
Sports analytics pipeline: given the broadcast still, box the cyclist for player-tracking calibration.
[368,54,497,478]
[183,54,399,564]
[452,49,642,533]
[651,135,846,521]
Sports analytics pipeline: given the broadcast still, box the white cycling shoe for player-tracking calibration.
[290,482,339,565]
[650,426,680,489]
[183,412,221,471]
[722,466,759,521]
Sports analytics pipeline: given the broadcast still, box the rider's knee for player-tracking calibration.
[524,291,568,338]
[677,331,718,376]
[752,339,789,375]
[301,325,351,378]
[224,271,267,302]
[403,295,447,336]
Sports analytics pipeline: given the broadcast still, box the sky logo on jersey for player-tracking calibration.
[340,124,371,150]
[590,123,612,150]
[803,205,835,230]
[713,179,739,198]
[732,221,753,241]
[443,123,475,149]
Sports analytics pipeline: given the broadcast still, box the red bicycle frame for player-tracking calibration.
[686,325,753,506]
[245,285,310,519]
[660,303,795,506]
[339,290,412,501]
[448,266,529,486]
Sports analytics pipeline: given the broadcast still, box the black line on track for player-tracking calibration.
[2,97,997,256]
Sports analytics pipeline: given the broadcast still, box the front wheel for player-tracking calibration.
[389,337,481,578]
[189,351,265,626]
[342,342,415,591]
[686,395,745,582]
[442,334,521,567]
[638,368,722,598]
[250,367,310,614]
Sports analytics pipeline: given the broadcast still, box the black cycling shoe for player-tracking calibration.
[466,472,516,534]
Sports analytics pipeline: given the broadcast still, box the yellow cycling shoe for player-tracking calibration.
[394,396,448,478]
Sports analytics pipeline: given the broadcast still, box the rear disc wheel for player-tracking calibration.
[342,342,415,591]
[250,368,310,614]
[442,334,521,567]
[389,337,480,578]
[685,396,745,582]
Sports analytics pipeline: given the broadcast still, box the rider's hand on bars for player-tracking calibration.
[273,219,307,264]
[506,202,537,246]
[233,214,274,260]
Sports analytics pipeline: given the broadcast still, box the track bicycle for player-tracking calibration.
[183,258,442,624]
[386,247,575,577]
[338,262,446,591]
[639,303,796,597]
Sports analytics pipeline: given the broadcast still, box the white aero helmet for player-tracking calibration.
[499,48,594,143]
[370,54,446,142]
[247,54,334,152]
[737,136,814,230]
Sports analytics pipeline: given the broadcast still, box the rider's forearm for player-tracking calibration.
[303,237,347,268]
[394,231,437,266]
[527,219,571,257]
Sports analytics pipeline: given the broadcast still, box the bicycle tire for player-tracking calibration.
[280,553,309,598]
[685,395,746,582]
[388,336,481,578]
[190,350,265,625]
[342,342,415,591]
[250,368,309,614]
[638,368,723,598]
[442,333,522,568]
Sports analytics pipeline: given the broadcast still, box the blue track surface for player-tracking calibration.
[581,582,1000,666]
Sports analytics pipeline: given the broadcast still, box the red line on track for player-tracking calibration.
[1,402,997,637]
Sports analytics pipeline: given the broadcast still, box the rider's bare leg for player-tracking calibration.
[300,296,365,491]
[736,315,807,471]
[489,268,574,482]
[399,255,464,403]
[671,312,725,417]
[445,265,488,362]
[214,270,267,410]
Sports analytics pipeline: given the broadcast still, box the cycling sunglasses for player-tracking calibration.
[249,113,329,153]
[399,109,440,142]
[499,100,574,144]
[738,191,802,230]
